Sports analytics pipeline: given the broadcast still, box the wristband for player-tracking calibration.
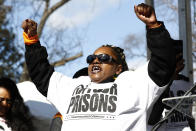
[23,32,39,45]
[53,112,63,120]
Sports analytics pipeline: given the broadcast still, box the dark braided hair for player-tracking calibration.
[101,45,128,72]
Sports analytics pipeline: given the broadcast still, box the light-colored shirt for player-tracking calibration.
[0,117,11,131]
[47,63,167,131]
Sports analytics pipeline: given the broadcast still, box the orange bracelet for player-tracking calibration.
[23,32,39,45]
[53,112,63,120]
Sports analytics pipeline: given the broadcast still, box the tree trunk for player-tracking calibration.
[19,62,31,82]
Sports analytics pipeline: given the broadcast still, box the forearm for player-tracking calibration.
[147,22,176,87]
[25,42,54,97]
[22,19,54,97]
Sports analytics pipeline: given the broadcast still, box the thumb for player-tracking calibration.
[134,5,145,20]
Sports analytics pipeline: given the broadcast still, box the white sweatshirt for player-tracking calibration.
[47,63,167,131]
[0,117,11,131]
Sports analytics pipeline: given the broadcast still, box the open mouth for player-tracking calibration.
[91,65,101,74]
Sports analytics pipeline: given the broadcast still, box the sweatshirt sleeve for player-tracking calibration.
[147,22,176,87]
[25,42,54,97]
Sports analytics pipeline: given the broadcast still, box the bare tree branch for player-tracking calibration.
[161,0,178,11]
[38,0,71,37]
[8,0,88,81]
[122,34,146,59]
[51,52,83,67]
[20,62,31,82]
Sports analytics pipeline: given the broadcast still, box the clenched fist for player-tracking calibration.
[134,3,160,28]
[21,19,37,37]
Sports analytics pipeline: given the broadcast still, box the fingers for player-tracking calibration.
[27,20,37,37]
[21,19,29,33]
[134,3,153,18]
[175,53,185,74]
[176,59,185,72]
[21,19,37,37]
[176,52,182,59]
[175,64,185,75]
[134,3,158,27]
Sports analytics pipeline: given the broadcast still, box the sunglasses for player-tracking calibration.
[86,54,117,64]
[0,97,12,104]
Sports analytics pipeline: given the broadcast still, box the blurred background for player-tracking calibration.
[1,0,195,83]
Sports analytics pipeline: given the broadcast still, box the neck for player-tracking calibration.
[100,77,115,83]
[0,114,6,120]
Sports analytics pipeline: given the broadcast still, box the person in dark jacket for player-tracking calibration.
[21,3,176,131]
